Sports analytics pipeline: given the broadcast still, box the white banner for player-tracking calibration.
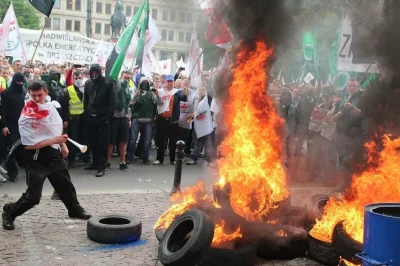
[5,28,111,65]
[337,13,380,73]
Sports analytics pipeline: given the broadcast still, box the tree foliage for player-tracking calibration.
[0,0,40,30]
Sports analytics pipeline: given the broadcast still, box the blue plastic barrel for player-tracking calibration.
[356,203,400,266]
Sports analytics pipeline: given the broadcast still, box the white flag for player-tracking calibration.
[144,17,162,53]
[1,3,27,63]
[123,31,139,70]
[94,39,111,67]
[142,49,157,77]
[186,30,203,88]
[194,96,213,138]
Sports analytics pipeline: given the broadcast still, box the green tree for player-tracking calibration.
[0,0,40,30]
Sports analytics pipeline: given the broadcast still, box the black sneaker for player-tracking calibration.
[68,210,92,220]
[95,169,105,177]
[186,160,197,165]
[84,164,97,170]
[143,159,151,165]
[2,210,15,230]
[68,161,76,168]
[105,162,111,171]
[120,163,129,172]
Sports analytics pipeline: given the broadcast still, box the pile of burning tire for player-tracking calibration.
[156,193,363,266]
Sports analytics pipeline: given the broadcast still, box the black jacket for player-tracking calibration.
[47,70,69,122]
[83,64,116,116]
[171,90,188,123]
[1,72,27,141]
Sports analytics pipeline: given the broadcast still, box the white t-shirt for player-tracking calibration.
[210,98,220,128]
[157,88,178,114]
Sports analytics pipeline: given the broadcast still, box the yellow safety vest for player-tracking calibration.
[129,79,134,89]
[0,77,6,92]
[67,85,84,115]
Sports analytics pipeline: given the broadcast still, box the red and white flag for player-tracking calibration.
[0,3,27,63]
[142,17,162,76]
[200,0,233,49]
[18,99,63,149]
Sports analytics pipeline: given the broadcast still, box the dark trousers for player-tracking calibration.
[4,150,83,220]
[67,114,90,163]
[178,127,191,154]
[155,116,179,163]
[191,130,213,162]
[87,115,110,170]
[186,127,194,154]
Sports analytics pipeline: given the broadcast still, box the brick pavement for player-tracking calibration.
[0,190,333,266]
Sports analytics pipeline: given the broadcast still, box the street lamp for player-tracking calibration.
[86,0,92,37]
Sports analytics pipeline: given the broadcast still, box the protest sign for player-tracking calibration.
[5,28,111,65]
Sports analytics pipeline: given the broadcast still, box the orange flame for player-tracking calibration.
[155,40,288,245]
[310,135,400,243]
[212,220,243,247]
[217,41,289,221]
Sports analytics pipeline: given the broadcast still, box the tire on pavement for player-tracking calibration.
[198,241,257,266]
[307,233,339,266]
[332,221,363,265]
[158,209,215,266]
[87,214,142,244]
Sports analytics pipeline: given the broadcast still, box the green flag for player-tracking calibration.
[302,32,320,83]
[134,0,150,68]
[107,0,146,80]
[29,0,55,17]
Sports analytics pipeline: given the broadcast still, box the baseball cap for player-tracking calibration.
[165,75,174,81]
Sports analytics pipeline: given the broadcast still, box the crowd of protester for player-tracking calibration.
[0,55,367,190]
[0,56,219,191]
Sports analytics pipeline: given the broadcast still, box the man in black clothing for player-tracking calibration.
[1,73,27,182]
[83,64,115,177]
[46,70,69,126]
[2,80,91,230]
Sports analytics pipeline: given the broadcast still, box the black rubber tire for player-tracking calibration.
[198,242,257,266]
[87,214,142,244]
[155,228,165,242]
[332,221,363,265]
[158,209,215,266]
[307,233,339,266]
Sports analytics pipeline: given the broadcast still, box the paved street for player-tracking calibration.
[0,151,337,265]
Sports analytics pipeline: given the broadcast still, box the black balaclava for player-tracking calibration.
[140,80,150,92]
[89,64,102,83]
[10,72,25,92]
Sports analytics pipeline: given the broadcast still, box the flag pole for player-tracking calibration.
[30,17,48,64]
[189,49,204,78]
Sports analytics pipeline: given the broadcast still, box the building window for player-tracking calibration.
[178,31,184,42]
[105,3,112,14]
[185,32,192,43]
[105,24,111,35]
[54,0,60,9]
[126,6,132,16]
[162,10,168,21]
[168,30,174,41]
[96,2,102,14]
[75,0,81,11]
[66,0,73,10]
[134,7,139,14]
[160,51,170,60]
[152,9,158,20]
[74,20,80,32]
[180,12,185,23]
[186,13,193,24]
[177,52,186,61]
[53,18,60,30]
[161,29,167,40]
[95,23,101,34]
[197,15,203,25]
[45,18,51,29]
[170,11,176,22]
[66,19,72,31]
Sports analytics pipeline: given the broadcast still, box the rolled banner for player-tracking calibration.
[67,138,87,153]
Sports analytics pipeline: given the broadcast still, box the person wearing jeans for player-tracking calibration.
[128,77,157,164]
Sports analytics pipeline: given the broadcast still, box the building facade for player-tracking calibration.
[43,0,205,62]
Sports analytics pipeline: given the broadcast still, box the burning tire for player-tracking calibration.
[332,221,363,265]
[304,194,330,230]
[307,233,340,266]
[198,242,257,266]
[87,214,142,244]
[155,228,165,242]
[158,209,214,266]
